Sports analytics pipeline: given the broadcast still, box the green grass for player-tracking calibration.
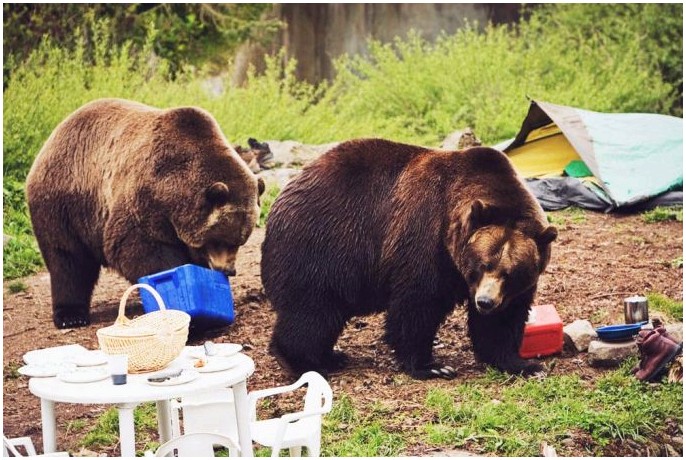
[319,393,405,457]
[7,280,28,294]
[423,362,683,456]
[79,403,159,455]
[646,292,683,322]
[641,206,683,224]
[671,256,683,269]
[547,207,587,227]
[258,184,281,228]
[3,362,21,380]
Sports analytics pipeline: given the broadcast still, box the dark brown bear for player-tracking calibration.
[26,98,264,329]
[261,138,557,379]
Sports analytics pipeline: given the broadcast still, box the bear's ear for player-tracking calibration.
[257,177,266,197]
[463,199,490,234]
[206,182,231,206]
[536,225,558,246]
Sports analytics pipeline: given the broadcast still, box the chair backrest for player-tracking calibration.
[176,389,237,437]
[3,435,37,457]
[154,432,239,457]
[301,371,333,414]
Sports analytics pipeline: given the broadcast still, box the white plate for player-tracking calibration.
[57,368,109,383]
[147,369,200,386]
[186,343,243,359]
[23,344,88,365]
[69,350,109,367]
[18,363,76,378]
[192,356,240,373]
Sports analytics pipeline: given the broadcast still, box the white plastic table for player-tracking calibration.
[28,351,255,457]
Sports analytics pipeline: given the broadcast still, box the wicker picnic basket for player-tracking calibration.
[96,284,190,373]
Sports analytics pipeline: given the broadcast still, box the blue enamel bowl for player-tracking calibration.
[596,323,643,342]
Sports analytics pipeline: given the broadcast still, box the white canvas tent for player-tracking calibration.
[494,100,683,211]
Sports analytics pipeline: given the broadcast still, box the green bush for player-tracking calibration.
[329,4,677,146]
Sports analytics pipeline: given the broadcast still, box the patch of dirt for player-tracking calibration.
[3,212,683,456]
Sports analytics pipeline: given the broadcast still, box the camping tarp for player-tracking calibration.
[493,100,683,211]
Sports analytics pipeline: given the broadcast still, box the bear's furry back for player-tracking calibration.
[261,138,547,317]
[26,98,235,264]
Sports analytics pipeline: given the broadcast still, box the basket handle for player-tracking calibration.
[116,283,167,325]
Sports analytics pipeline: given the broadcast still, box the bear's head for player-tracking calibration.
[149,107,265,276]
[456,200,557,315]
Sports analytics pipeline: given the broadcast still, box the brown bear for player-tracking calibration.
[26,98,264,329]
[261,138,557,379]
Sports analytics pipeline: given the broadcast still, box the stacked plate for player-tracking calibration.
[19,345,110,382]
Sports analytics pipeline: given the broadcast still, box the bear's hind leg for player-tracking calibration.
[270,307,347,378]
[45,247,101,329]
[385,298,457,380]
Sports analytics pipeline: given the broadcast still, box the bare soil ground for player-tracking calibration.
[3,211,683,456]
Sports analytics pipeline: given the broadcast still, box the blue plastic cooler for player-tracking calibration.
[137,264,234,325]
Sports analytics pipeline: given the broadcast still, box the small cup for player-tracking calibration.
[108,354,128,385]
[624,296,649,324]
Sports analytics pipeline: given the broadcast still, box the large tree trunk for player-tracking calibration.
[231,3,522,86]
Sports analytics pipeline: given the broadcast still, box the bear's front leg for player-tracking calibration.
[467,298,543,376]
[385,296,457,380]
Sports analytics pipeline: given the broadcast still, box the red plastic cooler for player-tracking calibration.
[519,304,563,358]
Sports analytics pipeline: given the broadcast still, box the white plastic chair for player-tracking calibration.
[169,389,239,457]
[147,432,239,457]
[2,435,69,457]
[248,371,333,457]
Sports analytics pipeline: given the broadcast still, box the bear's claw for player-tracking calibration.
[430,366,457,379]
[420,365,456,380]
[53,308,91,329]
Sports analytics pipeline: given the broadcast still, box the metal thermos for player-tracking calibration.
[624,296,649,324]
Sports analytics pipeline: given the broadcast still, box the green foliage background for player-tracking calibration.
[3,3,683,279]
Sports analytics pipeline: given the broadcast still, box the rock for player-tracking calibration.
[561,438,575,448]
[664,323,683,343]
[587,339,638,367]
[258,168,302,189]
[563,319,598,352]
[3,234,11,246]
[541,442,557,457]
[440,127,482,150]
[264,140,339,169]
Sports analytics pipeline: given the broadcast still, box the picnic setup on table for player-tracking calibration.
[7,266,333,458]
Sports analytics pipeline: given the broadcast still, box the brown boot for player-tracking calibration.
[632,330,659,374]
[634,330,683,382]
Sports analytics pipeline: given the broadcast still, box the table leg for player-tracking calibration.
[40,398,57,454]
[117,403,138,457]
[156,399,173,444]
[232,381,254,457]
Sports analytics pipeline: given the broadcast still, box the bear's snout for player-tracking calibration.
[205,244,238,277]
[476,296,496,312]
[222,267,237,277]
[474,274,504,314]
